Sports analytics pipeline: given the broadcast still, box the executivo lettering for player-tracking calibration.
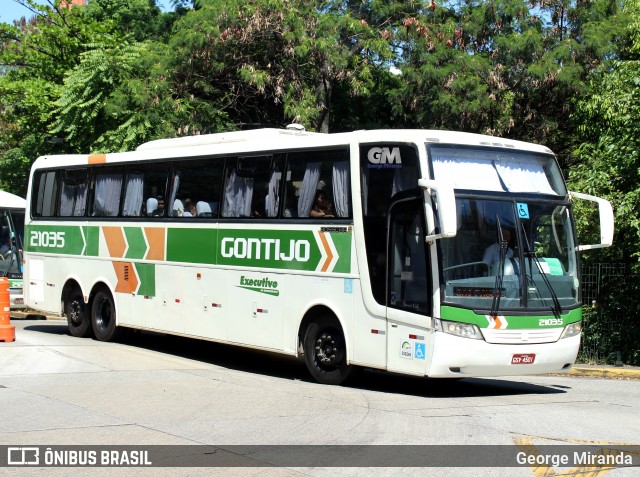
[238,275,280,296]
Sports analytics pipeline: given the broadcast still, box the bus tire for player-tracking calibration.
[91,289,121,342]
[303,316,352,385]
[65,290,92,338]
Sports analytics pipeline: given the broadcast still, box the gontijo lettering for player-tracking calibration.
[221,237,310,262]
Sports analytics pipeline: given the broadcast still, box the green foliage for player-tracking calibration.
[571,59,640,268]
[0,147,31,196]
[168,0,398,131]
[580,275,640,366]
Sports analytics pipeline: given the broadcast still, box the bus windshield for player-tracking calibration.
[440,198,579,312]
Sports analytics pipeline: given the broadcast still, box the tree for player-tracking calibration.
[390,0,626,161]
[0,0,195,191]
[0,0,103,194]
[167,0,399,132]
[570,0,640,268]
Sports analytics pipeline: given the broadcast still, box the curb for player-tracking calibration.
[565,366,640,380]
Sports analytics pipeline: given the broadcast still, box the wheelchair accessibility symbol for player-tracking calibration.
[517,203,530,219]
[414,342,426,360]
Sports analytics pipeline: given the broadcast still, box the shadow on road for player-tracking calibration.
[23,320,568,398]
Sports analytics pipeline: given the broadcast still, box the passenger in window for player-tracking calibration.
[310,190,334,218]
[183,198,196,217]
[152,196,166,217]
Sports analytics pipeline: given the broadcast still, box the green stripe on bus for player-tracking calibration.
[135,262,155,297]
[440,305,582,328]
[166,228,218,264]
[25,224,353,274]
[84,226,99,256]
[124,227,147,259]
[329,231,352,273]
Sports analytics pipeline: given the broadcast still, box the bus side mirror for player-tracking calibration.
[570,191,614,251]
[418,179,457,241]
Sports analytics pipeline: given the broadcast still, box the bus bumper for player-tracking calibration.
[427,331,580,377]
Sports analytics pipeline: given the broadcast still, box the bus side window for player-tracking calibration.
[59,169,88,217]
[172,159,224,219]
[283,149,350,219]
[33,171,59,218]
[91,171,123,217]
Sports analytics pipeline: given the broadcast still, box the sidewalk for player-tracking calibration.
[9,310,640,380]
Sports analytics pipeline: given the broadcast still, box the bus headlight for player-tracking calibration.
[436,319,483,340]
[560,321,582,339]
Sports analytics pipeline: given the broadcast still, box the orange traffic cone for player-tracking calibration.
[0,276,15,342]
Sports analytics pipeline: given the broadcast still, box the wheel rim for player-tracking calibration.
[314,330,342,367]
[95,296,112,331]
[68,299,83,326]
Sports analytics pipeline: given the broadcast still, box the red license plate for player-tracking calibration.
[511,353,536,365]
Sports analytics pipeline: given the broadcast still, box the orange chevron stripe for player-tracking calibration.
[318,232,333,272]
[88,154,106,164]
[112,261,139,294]
[144,227,165,261]
[103,226,126,258]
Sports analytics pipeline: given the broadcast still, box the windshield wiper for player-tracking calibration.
[520,222,562,318]
[490,216,508,317]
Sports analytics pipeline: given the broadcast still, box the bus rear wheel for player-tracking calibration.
[91,289,122,341]
[65,290,92,338]
[303,316,352,385]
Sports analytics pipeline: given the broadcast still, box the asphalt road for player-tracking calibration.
[1,318,638,476]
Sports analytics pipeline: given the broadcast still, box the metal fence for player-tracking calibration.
[579,263,640,365]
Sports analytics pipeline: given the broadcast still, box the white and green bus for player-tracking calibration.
[0,190,26,309]
[24,127,613,384]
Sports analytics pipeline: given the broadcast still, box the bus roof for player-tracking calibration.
[136,128,553,154]
[32,128,555,169]
[0,191,26,209]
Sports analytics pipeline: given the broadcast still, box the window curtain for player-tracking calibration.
[73,184,88,216]
[361,167,369,216]
[60,183,87,217]
[332,161,350,218]
[59,184,74,217]
[122,173,144,216]
[265,171,281,218]
[93,174,122,216]
[222,169,254,217]
[168,172,180,210]
[431,148,557,194]
[432,151,504,192]
[297,162,320,217]
[391,167,417,196]
[493,157,555,195]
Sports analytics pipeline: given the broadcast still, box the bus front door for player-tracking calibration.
[385,197,434,376]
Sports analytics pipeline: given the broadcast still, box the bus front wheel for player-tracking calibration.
[65,290,92,338]
[91,289,122,341]
[303,316,352,385]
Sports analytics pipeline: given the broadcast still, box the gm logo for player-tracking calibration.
[367,147,402,168]
[8,447,39,465]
